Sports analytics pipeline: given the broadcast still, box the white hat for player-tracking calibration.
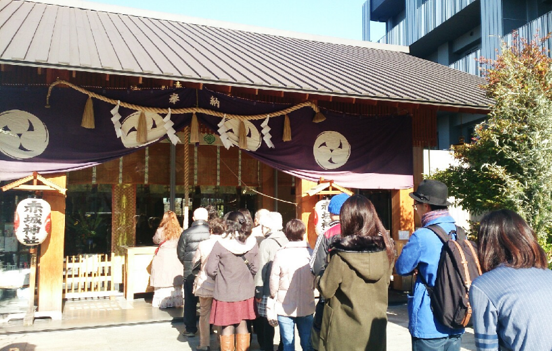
[259,211,283,231]
[193,207,208,221]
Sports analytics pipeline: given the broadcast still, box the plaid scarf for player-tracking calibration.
[421,210,451,227]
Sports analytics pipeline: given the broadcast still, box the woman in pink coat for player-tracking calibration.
[150,211,183,308]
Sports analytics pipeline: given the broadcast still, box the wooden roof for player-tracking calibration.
[0,0,492,111]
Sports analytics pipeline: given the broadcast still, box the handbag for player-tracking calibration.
[266,296,278,327]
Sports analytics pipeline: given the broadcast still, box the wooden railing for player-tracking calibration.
[63,253,118,299]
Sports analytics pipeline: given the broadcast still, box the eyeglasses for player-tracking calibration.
[412,203,421,211]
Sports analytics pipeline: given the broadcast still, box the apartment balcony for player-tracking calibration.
[377,19,406,45]
[449,49,482,77]
[410,0,478,43]
[376,0,479,49]
[503,11,552,53]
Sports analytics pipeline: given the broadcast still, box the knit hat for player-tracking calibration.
[259,211,283,231]
[193,207,208,221]
[328,193,350,215]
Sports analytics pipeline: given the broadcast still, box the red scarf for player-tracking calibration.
[421,210,450,227]
[155,240,166,255]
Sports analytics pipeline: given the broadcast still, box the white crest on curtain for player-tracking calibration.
[218,116,233,149]
[110,101,122,138]
[261,116,274,148]
[163,108,181,145]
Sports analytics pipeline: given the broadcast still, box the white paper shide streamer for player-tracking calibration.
[111,101,122,138]
[261,116,274,148]
[163,108,181,145]
[218,116,233,149]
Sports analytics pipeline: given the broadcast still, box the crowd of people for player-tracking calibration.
[148,179,552,351]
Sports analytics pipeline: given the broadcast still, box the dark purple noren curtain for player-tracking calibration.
[0,87,412,189]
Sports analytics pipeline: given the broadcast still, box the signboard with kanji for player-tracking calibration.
[14,198,51,246]
[314,199,331,237]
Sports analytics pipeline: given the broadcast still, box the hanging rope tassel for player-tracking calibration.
[283,114,292,141]
[81,96,95,129]
[137,111,148,143]
[312,103,326,123]
[190,112,200,143]
[238,120,248,149]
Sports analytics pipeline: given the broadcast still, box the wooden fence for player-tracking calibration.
[63,253,118,299]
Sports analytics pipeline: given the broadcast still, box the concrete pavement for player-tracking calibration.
[0,299,476,351]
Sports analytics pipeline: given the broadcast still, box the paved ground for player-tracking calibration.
[0,294,476,350]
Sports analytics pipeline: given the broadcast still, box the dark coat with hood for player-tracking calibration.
[318,235,393,351]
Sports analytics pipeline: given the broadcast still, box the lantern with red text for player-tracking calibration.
[313,199,331,237]
[14,199,51,246]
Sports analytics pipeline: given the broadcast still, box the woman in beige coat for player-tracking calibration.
[150,211,184,308]
[269,219,315,351]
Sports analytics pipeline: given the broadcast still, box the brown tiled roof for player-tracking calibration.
[0,0,492,109]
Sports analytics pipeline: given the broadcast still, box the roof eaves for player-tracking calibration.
[0,59,493,111]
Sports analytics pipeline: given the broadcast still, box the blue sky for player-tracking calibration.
[96,0,386,41]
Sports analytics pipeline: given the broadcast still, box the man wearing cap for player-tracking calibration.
[396,180,464,351]
[309,192,350,351]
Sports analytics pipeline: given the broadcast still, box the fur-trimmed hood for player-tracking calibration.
[218,233,257,255]
[329,235,389,282]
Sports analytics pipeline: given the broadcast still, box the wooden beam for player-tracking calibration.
[205,84,232,94]
[357,98,378,106]
[308,93,333,102]
[332,96,357,104]
[438,105,460,112]
[282,91,310,101]
[45,69,70,84]
[379,101,399,108]
[230,86,259,96]
[256,88,286,97]
[458,107,490,115]
[180,81,203,90]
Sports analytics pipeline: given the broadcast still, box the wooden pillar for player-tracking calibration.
[111,184,136,287]
[260,163,275,211]
[391,188,415,290]
[412,145,424,228]
[37,174,66,319]
[389,144,422,290]
[295,178,318,249]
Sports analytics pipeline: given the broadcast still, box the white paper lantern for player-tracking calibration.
[14,198,51,246]
[314,199,331,237]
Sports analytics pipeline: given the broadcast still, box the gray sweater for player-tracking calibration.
[254,230,289,298]
[469,265,552,351]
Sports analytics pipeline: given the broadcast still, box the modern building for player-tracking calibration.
[363,0,552,149]
[364,0,552,77]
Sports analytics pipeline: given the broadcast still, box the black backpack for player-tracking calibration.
[420,225,482,330]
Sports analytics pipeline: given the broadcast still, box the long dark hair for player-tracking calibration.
[339,195,394,263]
[478,209,548,272]
[225,211,252,243]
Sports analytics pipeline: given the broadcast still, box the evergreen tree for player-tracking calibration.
[433,34,552,253]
